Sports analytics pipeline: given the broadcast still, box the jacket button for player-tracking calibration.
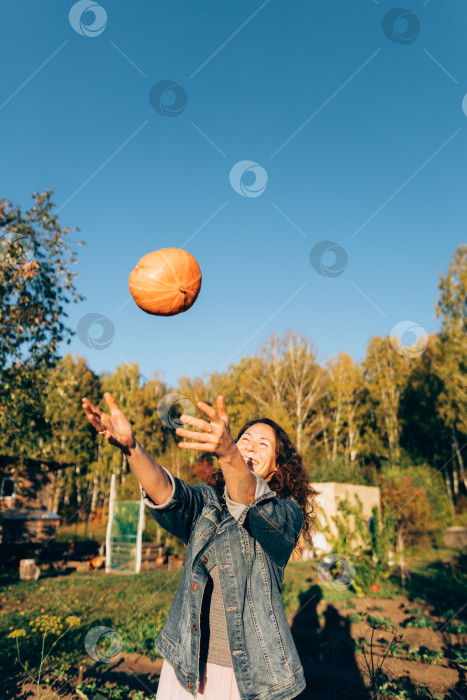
[188,681,193,689]
[192,624,197,632]
[202,556,208,563]
[192,582,198,590]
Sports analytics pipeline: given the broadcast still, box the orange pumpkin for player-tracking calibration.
[129,248,202,316]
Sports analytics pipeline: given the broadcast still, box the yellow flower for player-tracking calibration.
[8,629,26,639]
[65,616,81,628]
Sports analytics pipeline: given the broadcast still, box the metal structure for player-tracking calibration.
[105,473,145,574]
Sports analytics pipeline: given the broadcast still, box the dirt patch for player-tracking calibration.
[4,654,164,699]
[291,593,466,699]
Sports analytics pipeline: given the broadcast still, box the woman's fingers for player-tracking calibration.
[176,426,212,441]
[103,392,120,415]
[85,412,105,433]
[84,406,103,427]
[215,395,229,423]
[195,397,229,428]
[179,414,212,433]
[82,397,108,433]
[82,397,103,418]
[83,405,103,425]
[196,401,218,421]
[178,441,214,452]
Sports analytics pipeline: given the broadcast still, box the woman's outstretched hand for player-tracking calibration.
[176,395,237,460]
[81,392,136,454]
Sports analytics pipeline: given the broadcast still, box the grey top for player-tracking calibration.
[198,563,232,667]
[140,467,273,668]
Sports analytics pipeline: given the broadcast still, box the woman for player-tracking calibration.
[82,392,318,700]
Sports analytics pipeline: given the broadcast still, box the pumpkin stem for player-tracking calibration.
[180,289,187,294]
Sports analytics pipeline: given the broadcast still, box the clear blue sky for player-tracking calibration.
[1,0,466,388]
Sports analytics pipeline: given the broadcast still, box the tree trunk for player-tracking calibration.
[319,411,331,462]
[84,497,92,540]
[452,451,459,502]
[90,474,99,516]
[121,452,126,484]
[64,483,71,506]
[52,478,63,513]
[331,398,342,463]
[296,417,303,454]
[443,469,456,524]
[102,494,108,525]
[452,429,467,491]
[75,465,82,506]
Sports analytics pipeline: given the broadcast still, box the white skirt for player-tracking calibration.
[156,658,242,699]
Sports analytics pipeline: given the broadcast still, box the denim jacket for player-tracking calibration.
[140,466,306,700]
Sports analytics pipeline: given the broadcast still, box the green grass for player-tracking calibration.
[394,548,467,619]
[0,568,183,690]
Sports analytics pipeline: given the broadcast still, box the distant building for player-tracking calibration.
[0,454,72,546]
[292,481,381,559]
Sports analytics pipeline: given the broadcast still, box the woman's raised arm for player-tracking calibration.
[81,392,172,505]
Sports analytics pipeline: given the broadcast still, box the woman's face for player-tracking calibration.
[236,423,278,482]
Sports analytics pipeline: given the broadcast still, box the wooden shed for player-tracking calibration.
[292,481,381,559]
[0,454,72,545]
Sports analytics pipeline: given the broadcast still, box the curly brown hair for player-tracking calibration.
[206,417,319,558]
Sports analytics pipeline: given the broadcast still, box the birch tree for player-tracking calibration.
[432,244,467,508]
[363,337,411,463]
[239,330,328,453]
[327,352,365,463]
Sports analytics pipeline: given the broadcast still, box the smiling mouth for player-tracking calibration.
[246,458,258,468]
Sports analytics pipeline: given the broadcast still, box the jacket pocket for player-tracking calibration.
[161,580,190,648]
[159,631,177,651]
[194,524,216,544]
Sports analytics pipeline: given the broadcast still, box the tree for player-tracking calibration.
[238,330,328,454]
[326,352,365,463]
[363,336,411,464]
[399,335,460,516]
[432,244,467,508]
[44,353,101,511]
[379,471,436,584]
[100,362,171,496]
[209,358,268,437]
[0,190,84,458]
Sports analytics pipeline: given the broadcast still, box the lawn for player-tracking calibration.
[1,546,466,699]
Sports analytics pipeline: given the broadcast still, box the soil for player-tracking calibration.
[291,593,466,699]
[8,593,467,699]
